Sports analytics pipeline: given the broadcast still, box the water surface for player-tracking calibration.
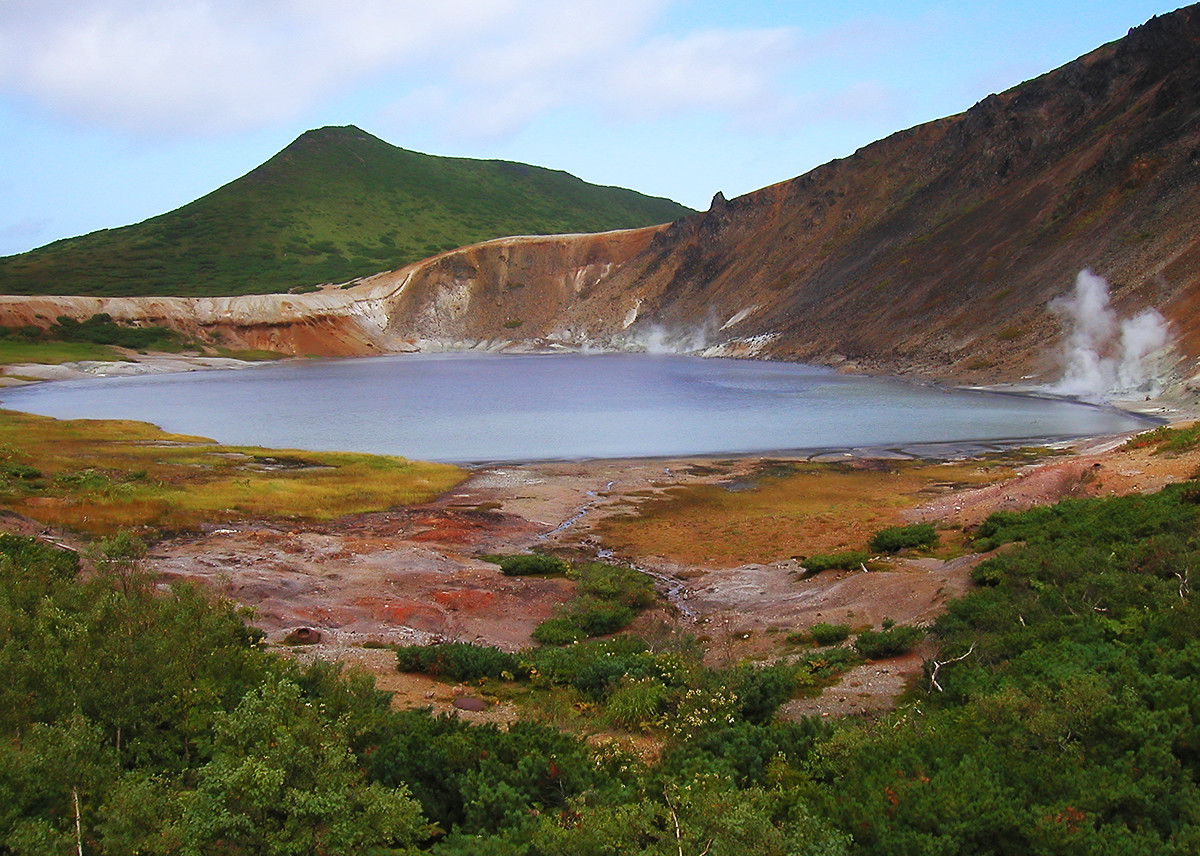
[1,353,1152,463]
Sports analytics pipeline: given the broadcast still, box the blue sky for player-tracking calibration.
[0,0,1181,258]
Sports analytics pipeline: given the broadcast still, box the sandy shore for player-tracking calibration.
[0,352,275,387]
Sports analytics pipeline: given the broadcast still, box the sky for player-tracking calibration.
[0,0,1183,258]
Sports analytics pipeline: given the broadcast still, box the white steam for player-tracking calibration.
[622,320,718,354]
[1048,269,1170,401]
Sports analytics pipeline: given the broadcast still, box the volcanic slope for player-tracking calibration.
[0,126,692,298]
[549,4,1200,384]
[351,3,1200,385]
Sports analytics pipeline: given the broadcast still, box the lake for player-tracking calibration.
[1,353,1154,463]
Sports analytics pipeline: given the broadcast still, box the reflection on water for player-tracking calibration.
[1,353,1154,463]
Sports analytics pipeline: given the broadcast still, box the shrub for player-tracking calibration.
[530,616,583,646]
[498,553,569,576]
[568,596,636,637]
[868,522,938,553]
[574,562,656,609]
[532,597,636,646]
[809,622,851,646]
[523,636,652,686]
[728,662,802,724]
[394,642,524,681]
[803,551,869,574]
[854,625,925,659]
[606,677,668,730]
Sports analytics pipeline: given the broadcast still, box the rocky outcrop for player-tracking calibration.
[3,6,1199,388]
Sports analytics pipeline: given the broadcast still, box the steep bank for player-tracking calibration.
[3,7,1199,390]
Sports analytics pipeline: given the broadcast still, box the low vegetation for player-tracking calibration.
[1124,422,1200,454]
[853,624,925,659]
[808,622,852,646]
[867,521,939,553]
[599,459,1001,565]
[802,549,870,574]
[6,452,1200,851]
[495,552,569,576]
[531,560,657,645]
[0,409,464,535]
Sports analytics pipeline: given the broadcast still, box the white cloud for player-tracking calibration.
[0,0,815,141]
[0,0,516,133]
[601,28,801,117]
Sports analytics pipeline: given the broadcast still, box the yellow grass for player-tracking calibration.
[598,460,1012,566]
[0,409,465,536]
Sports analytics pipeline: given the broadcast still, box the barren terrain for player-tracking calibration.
[143,420,1200,721]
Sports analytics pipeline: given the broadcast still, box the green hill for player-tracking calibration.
[0,126,693,297]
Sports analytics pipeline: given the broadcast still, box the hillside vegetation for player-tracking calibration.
[0,126,691,298]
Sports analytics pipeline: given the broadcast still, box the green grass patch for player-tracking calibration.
[809,622,852,646]
[801,550,869,574]
[868,522,939,553]
[853,624,925,659]
[1124,423,1200,454]
[496,553,569,576]
[0,338,121,365]
[211,346,289,361]
[531,561,658,645]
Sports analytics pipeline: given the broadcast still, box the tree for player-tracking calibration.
[180,677,429,854]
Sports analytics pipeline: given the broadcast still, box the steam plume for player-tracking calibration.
[1048,269,1170,400]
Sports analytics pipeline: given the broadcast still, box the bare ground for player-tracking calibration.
[134,425,1200,721]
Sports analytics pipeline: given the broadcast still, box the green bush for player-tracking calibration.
[49,313,182,351]
[498,553,569,576]
[1,463,41,480]
[606,677,668,730]
[523,636,652,686]
[727,662,802,724]
[530,616,583,646]
[868,522,938,553]
[532,597,636,646]
[854,625,925,659]
[809,622,851,646]
[574,562,656,608]
[803,551,869,574]
[394,642,524,681]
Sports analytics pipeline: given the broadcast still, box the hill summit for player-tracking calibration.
[0,126,692,297]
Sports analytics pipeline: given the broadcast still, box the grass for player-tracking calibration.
[0,409,465,535]
[1124,423,1200,454]
[598,460,1009,566]
[0,339,122,365]
[0,125,693,298]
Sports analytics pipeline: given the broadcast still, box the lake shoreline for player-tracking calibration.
[1,349,1171,466]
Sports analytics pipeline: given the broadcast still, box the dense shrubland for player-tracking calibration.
[5,481,1200,852]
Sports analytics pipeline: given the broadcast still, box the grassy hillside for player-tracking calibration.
[0,126,692,298]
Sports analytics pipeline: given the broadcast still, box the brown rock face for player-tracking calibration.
[3,6,1199,387]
